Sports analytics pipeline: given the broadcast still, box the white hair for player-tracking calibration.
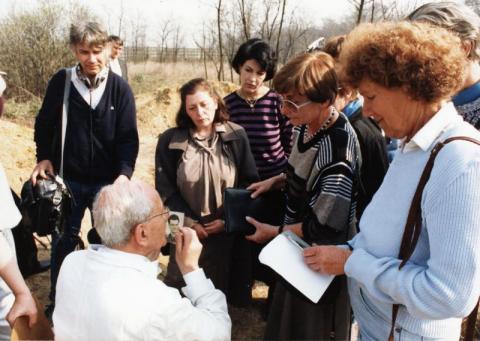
[92,181,154,247]
[408,2,480,61]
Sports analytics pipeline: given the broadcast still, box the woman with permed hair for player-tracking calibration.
[304,21,480,340]
[246,52,360,340]
[224,38,293,308]
[155,78,259,302]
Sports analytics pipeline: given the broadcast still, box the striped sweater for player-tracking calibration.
[224,90,292,179]
[284,113,359,244]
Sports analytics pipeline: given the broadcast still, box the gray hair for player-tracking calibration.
[70,21,108,47]
[407,2,480,61]
[92,181,154,247]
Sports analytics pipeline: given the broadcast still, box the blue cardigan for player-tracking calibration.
[34,68,139,182]
[346,102,480,339]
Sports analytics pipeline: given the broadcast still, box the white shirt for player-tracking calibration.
[71,66,108,109]
[53,245,231,341]
[109,58,122,77]
[0,163,20,268]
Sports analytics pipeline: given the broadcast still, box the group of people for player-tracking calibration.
[0,1,479,340]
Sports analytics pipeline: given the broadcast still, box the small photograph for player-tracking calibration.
[167,211,184,242]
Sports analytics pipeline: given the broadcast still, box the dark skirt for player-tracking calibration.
[164,232,254,305]
[265,275,351,340]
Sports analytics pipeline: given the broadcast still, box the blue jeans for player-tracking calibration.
[49,179,109,302]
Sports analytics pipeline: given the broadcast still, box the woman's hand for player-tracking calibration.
[191,223,208,240]
[203,219,225,236]
[303,245,351,275]
[247,177,275,198]
[6,291,37,328]
[245,216,278,243]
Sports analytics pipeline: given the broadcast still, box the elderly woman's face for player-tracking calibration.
[359,79,418,139]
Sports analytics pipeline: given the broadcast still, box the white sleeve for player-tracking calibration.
[0,232,13,269]
[150,269,231,341]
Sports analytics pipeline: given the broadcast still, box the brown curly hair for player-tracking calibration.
[338,21,467,103]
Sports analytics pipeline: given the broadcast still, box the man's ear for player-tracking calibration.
[133,223,148,247]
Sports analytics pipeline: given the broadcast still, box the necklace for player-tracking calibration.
[303,108,336,143]
[244,97,258,109]
[238,90,260,110]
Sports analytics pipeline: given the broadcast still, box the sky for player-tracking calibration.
[0,0,354,46]
[0,0,468,46]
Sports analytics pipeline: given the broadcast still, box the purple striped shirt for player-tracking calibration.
[224,90,293,179]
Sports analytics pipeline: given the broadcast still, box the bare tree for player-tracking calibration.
[275,0,287,59]
[215,0,225,80]
[171,24,184,63]
[156,18,173,62]
[237,0,253,41]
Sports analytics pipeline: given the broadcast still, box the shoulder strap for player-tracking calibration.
[59,68,72,178]
[389,136,480,341]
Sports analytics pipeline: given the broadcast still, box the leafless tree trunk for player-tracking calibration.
[370,0,375,22]
[238,0,252,41]
[356,0,365,24]
[275,0,287,59]
[216,0,224,81]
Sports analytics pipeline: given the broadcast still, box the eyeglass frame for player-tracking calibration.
[142,210,170,224]
[279,97,312,112]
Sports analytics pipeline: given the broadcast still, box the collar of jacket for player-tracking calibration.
[168,122,242,151]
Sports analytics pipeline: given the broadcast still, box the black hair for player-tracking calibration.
[231,38,277,81]
[168,214,179,223]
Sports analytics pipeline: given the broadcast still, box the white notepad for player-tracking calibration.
[259,232,335,303]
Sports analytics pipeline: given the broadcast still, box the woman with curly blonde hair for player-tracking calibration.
[304,21,480,340]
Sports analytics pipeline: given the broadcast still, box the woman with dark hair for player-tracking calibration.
[246,52,359,340]
[155,78,258,301]
[225,38,292,181]
[225,38,292,309]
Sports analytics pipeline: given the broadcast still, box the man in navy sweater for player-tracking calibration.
[30,21,139,315]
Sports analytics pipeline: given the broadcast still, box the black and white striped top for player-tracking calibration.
[284,112,359,244]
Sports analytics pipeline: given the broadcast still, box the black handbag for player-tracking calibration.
[20,175,72,237]
[223,188,275,234]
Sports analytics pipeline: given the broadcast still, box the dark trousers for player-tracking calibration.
[49,179,108,302]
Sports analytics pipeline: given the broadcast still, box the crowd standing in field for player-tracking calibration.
[0,1,479,341]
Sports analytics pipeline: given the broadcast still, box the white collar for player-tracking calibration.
[71,66,108,109]
[87,244,161,277]
[402,102,463,152]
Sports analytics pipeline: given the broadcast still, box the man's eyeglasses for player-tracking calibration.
[279,97,312,112]
[143,210,170,223]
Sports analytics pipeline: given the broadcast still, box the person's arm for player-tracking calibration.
[301,161,355,243]
[114,82,139,179]
[233,126,259,189]
[154,130,198,222]
[152,228,231,341]
[345,159,480,319]
[0,234,37,327]
[32,70,65,184]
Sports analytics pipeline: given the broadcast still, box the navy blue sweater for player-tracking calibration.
[34,69,139,182]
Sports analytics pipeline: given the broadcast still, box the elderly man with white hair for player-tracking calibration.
[53,180,231,341]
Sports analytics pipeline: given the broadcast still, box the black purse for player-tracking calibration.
[20,175,72,237]
[223,188,275,234]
